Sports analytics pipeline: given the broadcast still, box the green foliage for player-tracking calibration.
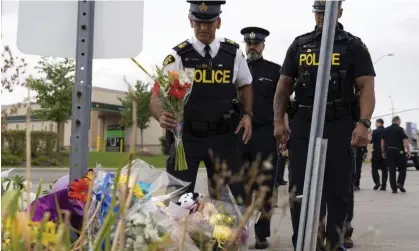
[27,57,75,151]
[1,45,28,93]
[1,154,22,166]
[2,130,57,157]
[119,80,152,131]
[159,136,170,155]
[1,175,25,193]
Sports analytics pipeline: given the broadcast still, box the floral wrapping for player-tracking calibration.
[152,67,193,171]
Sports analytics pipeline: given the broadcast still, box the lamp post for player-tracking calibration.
[373,53,395,65]
[388,95,395,118]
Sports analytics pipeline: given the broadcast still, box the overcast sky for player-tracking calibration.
[1,0,418,129]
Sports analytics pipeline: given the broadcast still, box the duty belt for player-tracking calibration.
[298,99,345,108]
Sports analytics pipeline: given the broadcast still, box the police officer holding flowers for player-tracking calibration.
[273,1,376,250]
[150,1,253,205]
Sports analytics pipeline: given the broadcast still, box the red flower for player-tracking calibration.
[152,81,160,95]
[68,178,89,202]
[169,85,187,100]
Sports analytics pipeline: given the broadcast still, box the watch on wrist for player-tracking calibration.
[358,119,371,129]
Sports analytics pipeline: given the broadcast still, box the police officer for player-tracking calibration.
[273,1,376,250]
[150,1,253,204]
[381,116,411,193]
[239,26,281,249]
[353,146,367,191]
[371,118,387,190]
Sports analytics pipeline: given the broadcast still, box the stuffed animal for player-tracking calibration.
[176,192,204,214]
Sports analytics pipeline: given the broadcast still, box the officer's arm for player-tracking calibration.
[353,40,376,121]
[401,129,410,154]
[380,130,385,153]
[274,40,298,123]
[150,51,182,121]
[234,49,253,115]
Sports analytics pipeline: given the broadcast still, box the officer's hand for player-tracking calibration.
[235,114,252,144]
[351,124,369,147]
[382,152,386,159]
[158,111,177,130]
[274,122,289,146]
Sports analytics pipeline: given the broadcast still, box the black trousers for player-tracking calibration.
[354,149,363,187]
[239,124,277,238]
[288,108,354,250]
[371,151,387,186]
[386,148,407,190]
[166,131,246,205]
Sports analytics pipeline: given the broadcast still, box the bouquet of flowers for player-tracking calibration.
[114,199,199,251]
[152,67,193,171]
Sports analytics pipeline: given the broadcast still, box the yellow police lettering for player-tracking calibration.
[193,69,231,84]
[299,53,341,66]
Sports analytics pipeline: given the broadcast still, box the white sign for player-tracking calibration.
[17,1,144,59]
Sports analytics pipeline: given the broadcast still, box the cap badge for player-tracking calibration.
[199,2,208,12]
[249,32,256,39]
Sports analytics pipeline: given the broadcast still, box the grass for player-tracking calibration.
[59,152,205,168]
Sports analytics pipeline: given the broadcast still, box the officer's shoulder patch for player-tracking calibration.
[163,54,175,66]
[223,38,240,48]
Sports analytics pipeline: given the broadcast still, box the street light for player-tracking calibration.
[373,53,395,65]
[388,95,395,118]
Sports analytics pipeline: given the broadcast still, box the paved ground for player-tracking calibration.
[3,164,419,251]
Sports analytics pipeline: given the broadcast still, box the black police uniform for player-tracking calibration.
[371,125,387,189]
[165,1,246,204]
[382,123,409,192]
[353,146,367,189]
[238,26,281,246]
[280,2,375,249]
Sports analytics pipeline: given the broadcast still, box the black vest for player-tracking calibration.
[294,30,356,106]
[247,58,280,126]
[173,39,238,124]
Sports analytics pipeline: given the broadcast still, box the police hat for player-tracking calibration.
[187,1,226,22]
[240,27,270,44]
[312,0,343,13]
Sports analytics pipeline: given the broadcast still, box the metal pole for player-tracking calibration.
[388,96,395,117]
[296,1,339,250]
[69,0,95,182]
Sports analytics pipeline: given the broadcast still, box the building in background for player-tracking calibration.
[3,87,164,154]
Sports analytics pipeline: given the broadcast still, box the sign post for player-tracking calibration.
[17,0,145,181]
[296,1,339,251]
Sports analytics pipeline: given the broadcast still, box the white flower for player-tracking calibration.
[144,224,159,241]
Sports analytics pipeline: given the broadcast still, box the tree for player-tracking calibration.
[1,45,28,131]
[119,80,152,150]
[27,57,75,152]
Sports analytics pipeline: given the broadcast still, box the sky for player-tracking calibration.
[1,0,418,130]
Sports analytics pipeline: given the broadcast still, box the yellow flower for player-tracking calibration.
[133,184,144,199]
[209,214,234,226]
[212,225,233,246]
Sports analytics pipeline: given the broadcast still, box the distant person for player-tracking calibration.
[353,146,367,191]
[370,118,387,190]
[381,116,410,193]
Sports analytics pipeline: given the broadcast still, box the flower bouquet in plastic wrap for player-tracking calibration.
[87,159,191,248]
[151,67,193,171]
[167,186,261,251]
[111,199,199,251]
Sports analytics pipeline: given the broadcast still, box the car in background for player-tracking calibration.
[407,144,419,170]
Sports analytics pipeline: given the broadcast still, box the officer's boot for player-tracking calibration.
[344,222,354,249]
[254,237,269,249]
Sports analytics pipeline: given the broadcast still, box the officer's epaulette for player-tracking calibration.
[263,59,281,68]
[172,40,193,54]
[220,38,240,56]
[222,38,240,48]
[295,31,315,46]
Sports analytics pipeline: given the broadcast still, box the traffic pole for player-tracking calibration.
[69,0,95,182]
